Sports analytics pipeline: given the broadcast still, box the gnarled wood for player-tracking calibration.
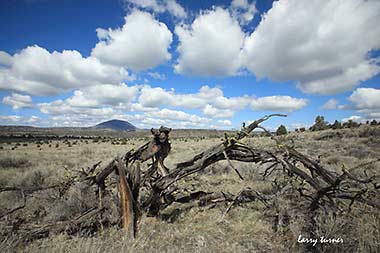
[116,158,135,238]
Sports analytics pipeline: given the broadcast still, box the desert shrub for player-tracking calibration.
[326,155,340,165]
[46,183,98,222]
[315,210,380,252]
[315,131,343,141]
[359,126,380,138]
[0,157,30,169]
[80,147,93,157]
[26,170,45,188]
[348,146,371,159]
[9,169,46,189]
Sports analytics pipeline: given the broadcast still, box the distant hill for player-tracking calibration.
[93,119,137,131]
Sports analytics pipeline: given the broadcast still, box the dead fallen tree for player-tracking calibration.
[1,114,379,250]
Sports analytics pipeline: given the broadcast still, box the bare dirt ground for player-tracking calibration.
[0,126,379,252]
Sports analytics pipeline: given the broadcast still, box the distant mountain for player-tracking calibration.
[94,119,137,131]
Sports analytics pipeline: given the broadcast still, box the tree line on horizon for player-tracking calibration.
[276,116,380,136]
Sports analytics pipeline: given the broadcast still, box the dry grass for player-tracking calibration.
[0,126,380,252]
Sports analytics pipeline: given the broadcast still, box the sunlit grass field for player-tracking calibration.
[1,126,380,252]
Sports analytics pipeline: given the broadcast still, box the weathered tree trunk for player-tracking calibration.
[116,159,135,238]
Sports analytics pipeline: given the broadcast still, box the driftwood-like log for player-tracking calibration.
[116,159,135,237]
[95,159,116,190]
[154,145,275,191]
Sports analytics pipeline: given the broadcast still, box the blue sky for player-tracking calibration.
[0,0,379,130]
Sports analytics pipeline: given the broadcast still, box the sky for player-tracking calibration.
[0,0,379,130]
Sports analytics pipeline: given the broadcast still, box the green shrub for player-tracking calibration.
[276,125,288,136]
[310,115,328,131]
[331,120,342,129]
[0,157,30,169]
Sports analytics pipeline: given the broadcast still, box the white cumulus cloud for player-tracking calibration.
[92,10,173,71]
[175,7,245,76]
[347,88,380,119]
[241,0,380,95]
[250,96,308,112]
[203,104,236,118]
[165,0,187,18]
[148,72,166,80]
[348,88,380,110]
[230,0,257,25]
[2,93,34,109]
[0,46,132,96]
[145,108,210,123]
[124,0,187,18]
[321,98,339,110]
[66,84,139,108]
[138,85,252,117]
[0,51,12,67]
[0,115,40,126]
[218,119,232,126]
[342,115,364,123]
